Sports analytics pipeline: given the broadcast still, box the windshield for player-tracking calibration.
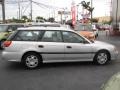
[75,24,92,31]
[0,25,8,32]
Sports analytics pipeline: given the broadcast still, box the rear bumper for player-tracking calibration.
[2,51,22,62]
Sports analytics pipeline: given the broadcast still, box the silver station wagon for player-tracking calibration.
[2,26,118,69]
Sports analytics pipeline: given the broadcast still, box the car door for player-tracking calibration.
[37,30,64,61]
[62,31,94,61]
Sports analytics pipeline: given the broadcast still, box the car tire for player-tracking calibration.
[22,52,42,69]
[93,50,110,65]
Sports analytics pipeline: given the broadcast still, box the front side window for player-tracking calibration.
[62,31,85,43]
[41,31,62,42]
[13,30,41,41]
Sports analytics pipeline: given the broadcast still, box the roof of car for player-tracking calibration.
[18,26,73,31]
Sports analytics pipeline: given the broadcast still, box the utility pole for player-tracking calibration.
[91,0,93,24]
[76,4,79,21]
[116,0,118,30]
[30,0,32,21]
[1,0,5,23]
[18,1,21,20]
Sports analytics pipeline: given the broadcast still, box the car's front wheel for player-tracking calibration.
[22,52,42,69]
[94,50,110,65]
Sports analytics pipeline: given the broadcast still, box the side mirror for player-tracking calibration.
[82,40,89,44]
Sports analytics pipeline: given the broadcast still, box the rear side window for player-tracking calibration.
[13,30,42,41]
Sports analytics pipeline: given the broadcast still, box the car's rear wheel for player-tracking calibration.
[22,52,42,69]
[94,50,110,65]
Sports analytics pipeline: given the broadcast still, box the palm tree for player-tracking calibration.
[81,0,94,23]
[81,1,90,9]
[81,1,94,12]
[21,15,28,22]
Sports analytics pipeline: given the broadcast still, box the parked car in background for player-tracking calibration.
[26,22,71,29]
[74,23,97,41]
[0,23,24,48]
[2,26,118,69]
[26,22,61,27]
[104,24,111,30]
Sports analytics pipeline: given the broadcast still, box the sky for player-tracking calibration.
[0,0,111,21]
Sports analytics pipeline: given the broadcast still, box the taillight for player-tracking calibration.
[3,41,12,47]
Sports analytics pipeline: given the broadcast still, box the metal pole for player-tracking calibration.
[2,0,5,23]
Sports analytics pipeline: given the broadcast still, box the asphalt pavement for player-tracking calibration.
[0,31,120,90]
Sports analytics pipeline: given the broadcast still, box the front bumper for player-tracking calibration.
[111,50,119,60]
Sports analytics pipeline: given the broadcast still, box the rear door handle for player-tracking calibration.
[66,46,72,48]
[38,45,44,48]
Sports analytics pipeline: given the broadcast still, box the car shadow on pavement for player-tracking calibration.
[5,61,112,71]
[5,62,27,70]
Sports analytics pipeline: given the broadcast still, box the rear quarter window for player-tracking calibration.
[12,30,43,41]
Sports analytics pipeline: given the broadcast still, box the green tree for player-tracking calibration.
[48,17,55,22]
[10,17,25,23]
[36,16,46,22]
[91,18,98,23]
[21,15,28,22]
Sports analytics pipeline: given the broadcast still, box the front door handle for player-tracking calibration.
[38,45,44,48]
[66,46,72,48]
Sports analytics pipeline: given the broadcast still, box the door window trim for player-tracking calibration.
[12,30,43,42]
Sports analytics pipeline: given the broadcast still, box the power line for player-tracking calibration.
[5,0,29,4]
[31,0,62,10]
